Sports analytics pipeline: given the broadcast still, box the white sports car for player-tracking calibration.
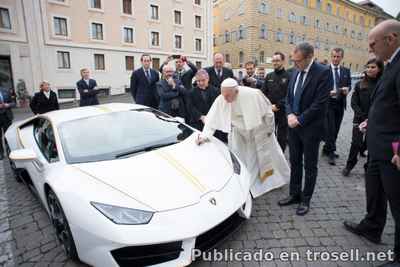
[5,103,253,267]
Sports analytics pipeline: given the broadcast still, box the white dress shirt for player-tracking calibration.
[293,59,314,95]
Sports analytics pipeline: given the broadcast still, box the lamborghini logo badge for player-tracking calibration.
[209,198,217,206]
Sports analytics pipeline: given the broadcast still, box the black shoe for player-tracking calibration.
[360,151,367,158]
[343,221,381,244]
[296,202,310,216]
[342,168,351,177]
[278,195,301,206]
[0,154,4,160]
[334,153,339,158]
[328,155,336,165]
[322,149,329,156]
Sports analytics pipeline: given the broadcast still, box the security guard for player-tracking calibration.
[262,52,290,152]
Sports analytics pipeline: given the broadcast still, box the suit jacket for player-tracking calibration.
[328,65,352,109]
[156,79,187,118]
[286,61,332,139]
[30,90,59,115]
[0,87,15,122]
[204,66,234,91]
[160,62,198,90]
[367,50,400,161]
[130,68,160,108]
[187,85,219,130]
[76,79,99,106]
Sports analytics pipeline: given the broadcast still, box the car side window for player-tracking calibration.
[33,118,59,163]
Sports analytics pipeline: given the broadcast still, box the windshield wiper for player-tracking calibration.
[115,142,178,158]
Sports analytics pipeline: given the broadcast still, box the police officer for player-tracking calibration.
[262,52,290,152]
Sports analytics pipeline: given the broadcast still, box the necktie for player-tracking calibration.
[293,71,305,114]
[334,67,340,92]
[145,69,151,82]
[217,69,222,80]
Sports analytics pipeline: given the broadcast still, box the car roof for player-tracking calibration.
[40,103,148,126]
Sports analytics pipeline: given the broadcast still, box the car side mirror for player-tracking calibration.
[9,149,37,161]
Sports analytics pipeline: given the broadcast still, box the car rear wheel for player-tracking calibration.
[237,193,252,219]
[47,188,79,261]
[5,141,21,183]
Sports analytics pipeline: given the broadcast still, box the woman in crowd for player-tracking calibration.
[30,81,59,115]
[342,58,384,177]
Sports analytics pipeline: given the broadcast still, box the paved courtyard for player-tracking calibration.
[0,94,394,267]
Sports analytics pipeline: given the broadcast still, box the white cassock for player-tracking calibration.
[201,86,290,198]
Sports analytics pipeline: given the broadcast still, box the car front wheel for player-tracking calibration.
[47,188,79,261]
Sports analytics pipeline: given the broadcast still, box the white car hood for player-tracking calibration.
[74,137,235,212]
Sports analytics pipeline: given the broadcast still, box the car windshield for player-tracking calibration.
[58,109,194,164]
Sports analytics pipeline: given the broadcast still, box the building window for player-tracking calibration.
[326,3,332,14]
[276,8,283,18]
[336,7,340,17]
[325,39,330,51]
[150,4,159,20]
[259,51,265,64]
[239,51,244,64]
[57,51,70,69]
[213,34,216,47]
[225,54,230,63]
[343,28,348,36]
[300,15,307,25]
[224,30,230,43]
[90,0,101,9]
[351,30,355,38]
[125,56,134,71]
[260,24,267,39]
[259,1,268,14]
[174,35,182,49]
[91,23,103,40]
[151,31,160,46]
[276,29,284,42]
[195,38,202,52]
[123,0,132,15]
[289,12,296,22]
[94,54,105,70]
[174,10,182,25]
[325,22,330,32]
[194,0,201,5]
[335,25,340,34]
[238,25,246,40]
[316,0,322,10]
[360,16,365,26]
[315,37,321,49]
[304,0,309,7]
[238,0,245,15]
[195,61,202,69]
[0,8,11,29]
[152,58,160,70]
[315,18,320,29]
[54,17,68,36]
[123,27,134,43]
[195,15,201,29]
[289,32,295,44]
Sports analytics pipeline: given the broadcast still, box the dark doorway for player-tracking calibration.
[0,56,13,90]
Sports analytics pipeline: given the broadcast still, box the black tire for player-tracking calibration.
[5,140,22,183]
[47,189,79,261]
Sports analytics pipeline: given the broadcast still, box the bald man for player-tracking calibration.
[343,19,400,267]
[204,53,235,91]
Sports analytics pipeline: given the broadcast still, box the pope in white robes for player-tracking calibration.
[196,78,290,198]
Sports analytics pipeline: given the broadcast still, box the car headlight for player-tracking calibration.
[91,202,154,225]
[229,151,241,175]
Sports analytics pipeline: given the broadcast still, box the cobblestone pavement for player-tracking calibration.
[0,94,394,267]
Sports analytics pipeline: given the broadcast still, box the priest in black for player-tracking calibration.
[30,81,59,115]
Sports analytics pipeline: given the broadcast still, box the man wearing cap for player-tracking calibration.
[195,78,290,197]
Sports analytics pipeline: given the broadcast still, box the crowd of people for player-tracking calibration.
[0,17,399,267]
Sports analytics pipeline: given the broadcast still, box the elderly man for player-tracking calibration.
[187,69,219,131]
[343,20,400,267]
[196,78,290,198]
[205,53,235,91]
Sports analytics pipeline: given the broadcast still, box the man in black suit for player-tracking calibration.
[130,54,160,109]
[323,48,352,165]
[343,20,400,267]
[262,52,290,152]
[0,86,15,160]
[30,81,59,115]
[278,43,332,216]
[204,53,234,91]
[160,55,197,91]
[241,61,264,89]
[187,69,219,131]
[76,68,99,107]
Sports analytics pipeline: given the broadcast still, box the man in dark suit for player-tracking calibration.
[204,53,234,91]
[323,48,352,165]
[262,52,290,152]
[187,69,219,131]
[130,54,160,109]
[76,68,99,107]
[0,86,15,160]
[278,43,332,216]
[343,20,400,267]
[241,61,264,89]
[160,55,197,91]
[30,81,59,114]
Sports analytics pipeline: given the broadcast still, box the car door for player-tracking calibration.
[26,118,60,202]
